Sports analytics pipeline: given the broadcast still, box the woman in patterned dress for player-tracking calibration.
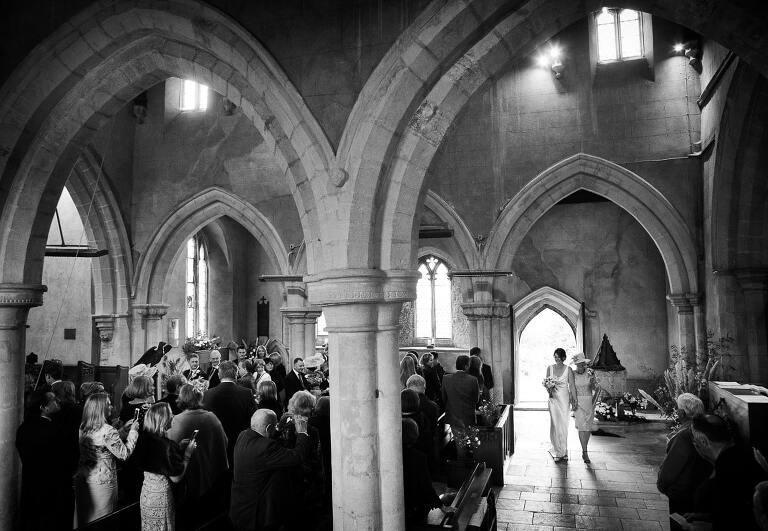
[134,402,197,531]
[75,393,140,525]
[571,352,597,463]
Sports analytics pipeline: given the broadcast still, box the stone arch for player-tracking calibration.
[422,190,479,270]
[486,154,698,296]
[66,147,133,316]
[337,0,768,272]
[512,286,583,353]
[134,187,289,305]
[0,0,332,289]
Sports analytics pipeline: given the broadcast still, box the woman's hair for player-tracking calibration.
[399,356,416,387]
[254,359,266,371]
[419,352,433,367]
[553,348,567,361]
[52,380,76,405]
[257,380,278,402]
[676,392,705,417]
[401,389,420,415]
[242,360,255,374]
[125,375,154,400]
[177,383,204,411]
[80,381,105,402]
[288,390,316,417]
[314,396,330,417]
[143,402,173,436]
[165,374,185,395]
[80,393,111,433]
[468,356,485,387]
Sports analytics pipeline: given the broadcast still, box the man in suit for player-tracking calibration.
[230,409,311,531]
[441,355,479,429]
[203,361,256,463]
[183,352,206,382]
[469,346,494,393]
[206,349,222,388]
[284,357,308,403]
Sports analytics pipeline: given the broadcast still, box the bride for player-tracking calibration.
[543,347,576,462]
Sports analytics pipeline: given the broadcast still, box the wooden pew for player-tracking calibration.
[410,462,496,531]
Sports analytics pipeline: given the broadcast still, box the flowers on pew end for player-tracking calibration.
[542,376,559,398]
[452,425,481,453]
[594,401,616,421]
[477,399,499,425]
[182,332,220,353]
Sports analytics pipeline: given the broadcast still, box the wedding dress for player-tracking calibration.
[547,364,571,459]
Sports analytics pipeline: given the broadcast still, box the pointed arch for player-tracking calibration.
[0,0,332,288]
[512,286,583,352]
[422,190,479,270]
[66,147,133,315]
[134,187,289,305]
[485,154,698,296]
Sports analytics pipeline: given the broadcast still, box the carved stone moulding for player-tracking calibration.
[305,269,419,307]
[461,301,511,320]
[133,303,170,319]
[0,284,47,307]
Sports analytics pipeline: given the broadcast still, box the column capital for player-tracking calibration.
[280,306,323,321]
[0,283,46,307]
[667,293,694,314]
[305,268,419,306]
[93,314,115,342]
[132,303,170,319]
[461,300,511,320]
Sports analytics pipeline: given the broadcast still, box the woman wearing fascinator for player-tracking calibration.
[571,352,597,463]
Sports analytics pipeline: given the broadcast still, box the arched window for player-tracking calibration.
[416,256,452,342]
[186,234,208,336]
[595,8,643,62]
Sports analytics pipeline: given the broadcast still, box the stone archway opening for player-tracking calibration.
[516,307,577,409]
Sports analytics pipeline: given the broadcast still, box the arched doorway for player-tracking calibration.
[516,308,577,409]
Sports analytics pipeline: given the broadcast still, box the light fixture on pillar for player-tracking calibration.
[536,44,564,78]
[673,40,701,67]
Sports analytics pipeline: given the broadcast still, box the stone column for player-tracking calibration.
[306,269,417,530]
[280,307,322,361]
[461,301,512,403]
[687,294,708,373]
[0,283,46,531]
[668,293,696,360]
[132,304,169,361]
[735,269,768,383]
[93,314,115,364]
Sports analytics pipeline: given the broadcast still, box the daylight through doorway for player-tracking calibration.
[516,308,577,410]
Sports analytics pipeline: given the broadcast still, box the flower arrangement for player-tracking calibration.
[452,425,481,453]
[477,399,498,421]
[542,376,559,398]
[594,401,616,421]
[190,377,209,395]
[182,332,220,353]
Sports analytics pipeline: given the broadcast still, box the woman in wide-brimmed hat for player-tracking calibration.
[570,352,597,463]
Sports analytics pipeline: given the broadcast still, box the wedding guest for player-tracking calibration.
[687,414,768,530]
[119,374,155,424]
[441,355,479,429]
[419,352,442,407]
[285,357,308,403]
[133,402,197,530]
[168,384,229,530]
[571,353,597,463]
[407,374,440,471]
[52,380,82,467]
[469,347,494,393]
[400,355,417,389]
[158,374,185,415]
[203,361,256,463]
[266,352,287,401]
[80,381,105,402]
[431,351,446,384]
[40,359,63,392]
[256,379,283,419]
[402,418,454,524]
[406,351,422,375]
[230,409,312,531]
[75,393,139,525]
[657,393,711,524]
[235,345,249,379]
[309,396,332,500]
[468,355,490,402]
[402,389,433,460]
[206,350,222,389]
[16,390,70,530]
[183,353,205,382]
[253,358,272,387]
[237,359,258,395]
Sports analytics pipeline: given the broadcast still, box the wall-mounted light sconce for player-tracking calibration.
[536,44,564,78]
[673,40,701,67]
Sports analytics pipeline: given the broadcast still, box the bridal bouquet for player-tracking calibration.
[542,376,559,398]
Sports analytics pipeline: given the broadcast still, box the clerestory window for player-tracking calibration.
[180,80,209,111]
[595,7,643,62]
[186,234,208,336]
[416,256,452,342]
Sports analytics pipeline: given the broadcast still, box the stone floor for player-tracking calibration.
[496,411,671,530]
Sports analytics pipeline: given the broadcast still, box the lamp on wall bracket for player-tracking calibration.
[673,40,701,69]
[536,44,564,79]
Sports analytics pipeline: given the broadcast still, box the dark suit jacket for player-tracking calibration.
[203,381,256,462]
[206,366,221,388]
[481,363,494,390]
[441,371,479,429]
[230,430,311,531]
[183,367,206,381]
[284,370,308,402]
[657,423,711,511]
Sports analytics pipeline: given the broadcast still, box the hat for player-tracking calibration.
[570,352,590,365]
[304,354,325,369]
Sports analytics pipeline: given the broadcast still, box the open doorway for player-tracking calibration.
[516,308,577,409]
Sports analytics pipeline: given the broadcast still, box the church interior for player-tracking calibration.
[2,0,768,529]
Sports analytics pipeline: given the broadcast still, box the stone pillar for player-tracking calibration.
[0,283,46,531]
[687,294,708,373]
[306,269,417,530]
[735,269,768,383]
[461,301,512,403]
[668,294,696,360]
[93,314,115,364]
[132,304,169,361]
[280,307,322,362]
